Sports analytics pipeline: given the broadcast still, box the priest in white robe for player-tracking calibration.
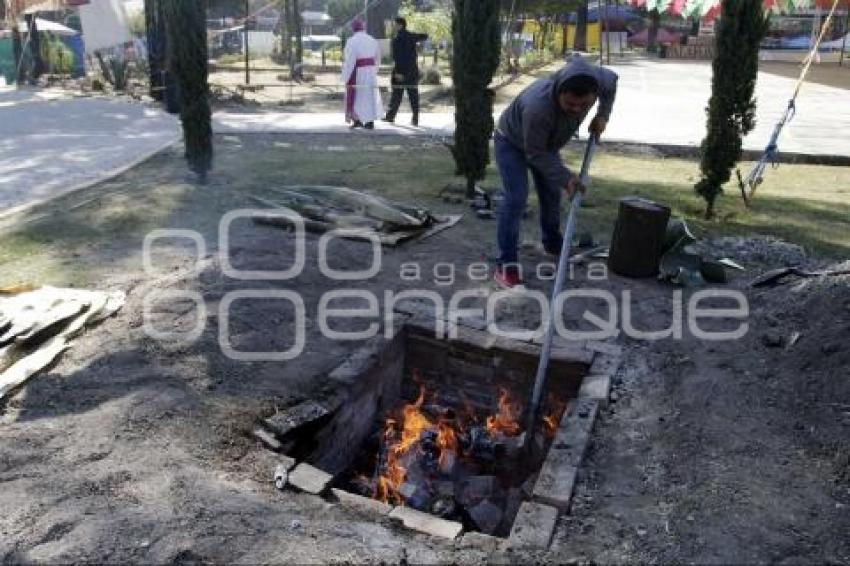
[341,18,383,129]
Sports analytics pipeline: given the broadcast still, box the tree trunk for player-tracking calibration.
[648,8,660,53]
[13,26,24,85]
[25,14,45,81]
[164,0,213,181]
[575,1,588,51]
[452,0,502,200]
[281,0,292,65]
[292,0,303,64]
[608,197,671,278]
[144,0,166,102]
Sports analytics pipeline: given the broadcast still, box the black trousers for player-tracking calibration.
[385,71,420,119]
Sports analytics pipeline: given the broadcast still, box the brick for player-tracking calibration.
[252,427,282,451]
[331,488,393,516]
[585,340,623,358]
[458,531,502,552]
[533,399,598,511]
[287,463,332,495]
[327,339,386,384]
[532,451,579,512]
[446,323,497,350]
[508,502,558,549]
[446,310,489,331]
[491,336,540,356]
[556,399,598,457]
[532,335,587,351]
[589,353,622,377]
[263,401,329,439]
[389,506,463,540]
[549,345,595,365]
[578,373,611,407]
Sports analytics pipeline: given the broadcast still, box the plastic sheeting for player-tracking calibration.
[78,0,131,53]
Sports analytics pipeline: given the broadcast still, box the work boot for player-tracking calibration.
[364,121,375,130]
[349,120,363,129]
[382,115,395,123]
[411,114,419,127]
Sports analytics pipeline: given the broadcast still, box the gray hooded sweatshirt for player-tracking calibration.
[496,56,618,190]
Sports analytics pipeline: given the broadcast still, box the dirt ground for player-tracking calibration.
[0,135,848,563]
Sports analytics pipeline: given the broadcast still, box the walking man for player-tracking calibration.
[342,18,382,129]
[383,17,428,126]
[493,55,618,289]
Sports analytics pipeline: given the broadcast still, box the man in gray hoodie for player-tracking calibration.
[493,56,617,288]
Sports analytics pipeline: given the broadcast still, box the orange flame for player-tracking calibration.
[375,387,434,504]
[542,415,558,437]
[542,397,567,438]
[486,388,522,437]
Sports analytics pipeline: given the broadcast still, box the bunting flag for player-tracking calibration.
[630,0,847,20]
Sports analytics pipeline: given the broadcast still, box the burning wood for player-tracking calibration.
[348,378,568,535]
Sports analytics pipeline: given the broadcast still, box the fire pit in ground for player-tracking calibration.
[271,306,618,544]
[336,374,569,536]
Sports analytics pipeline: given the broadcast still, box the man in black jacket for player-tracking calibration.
[383,17,428,126]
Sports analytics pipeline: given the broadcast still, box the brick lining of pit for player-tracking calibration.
[264,302,622,549]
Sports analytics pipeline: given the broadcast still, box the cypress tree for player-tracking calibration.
[144,0,165,102]
[695,0,768,218]
[292,0,303,64]
[164,0,213,182]
[451,0,502,198]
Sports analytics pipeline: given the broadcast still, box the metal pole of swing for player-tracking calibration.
[244,0,250,85]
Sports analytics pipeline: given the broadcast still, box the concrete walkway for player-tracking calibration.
[0,88,180,219]
[214,59,850,157]
[1,59,847,217]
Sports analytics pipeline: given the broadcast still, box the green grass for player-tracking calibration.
[570,150,850,258]
[1,135,847,288]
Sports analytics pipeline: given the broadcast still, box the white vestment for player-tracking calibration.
[341,31,383,123]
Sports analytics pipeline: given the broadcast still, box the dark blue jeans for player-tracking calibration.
[495,134,563,265]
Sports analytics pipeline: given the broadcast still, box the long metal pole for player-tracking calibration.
[244,0,250,85]
[841,8,849,66]
[523,136,598,447]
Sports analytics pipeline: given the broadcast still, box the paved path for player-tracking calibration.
[0,88,179,219]
[1,59,847,217]
[215,59,850,157]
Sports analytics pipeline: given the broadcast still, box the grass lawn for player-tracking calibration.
[0,134,847,288]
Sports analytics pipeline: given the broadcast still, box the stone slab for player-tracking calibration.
[578,373,612,407]
[252,427,282,451]
[533,399,599,511]
[589,353,622,377]
[331,488,393,516]
[458,531,502,552]
[287,463,333,495]
[585,340,623,357]
[508,501,558,549]
[389,506,463,540]
[263,401,329,439]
